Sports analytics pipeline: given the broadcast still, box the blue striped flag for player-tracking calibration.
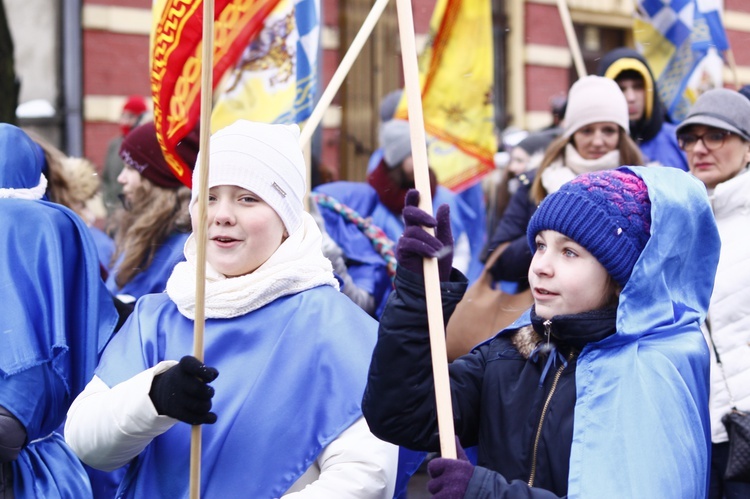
[211,0,320,130]
[634,0,729,121]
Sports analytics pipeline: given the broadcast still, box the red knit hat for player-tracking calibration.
[119,122,199,189]
[123,95,147,116]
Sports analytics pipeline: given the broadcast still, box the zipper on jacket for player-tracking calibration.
[528,323,572,488]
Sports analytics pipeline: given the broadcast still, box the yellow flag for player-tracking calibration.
[395,0,496,191]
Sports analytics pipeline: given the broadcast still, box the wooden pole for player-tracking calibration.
[725,49,740,90]
[299,0,391,147]
[394,0,456,460]
[190,0,214,497]
[555,0,586,79]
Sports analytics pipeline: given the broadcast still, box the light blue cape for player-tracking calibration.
[96,286,378,498]
[503,166,718,497]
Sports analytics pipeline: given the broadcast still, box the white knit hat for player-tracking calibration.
[563,75,630,138]
[189,120,306,234]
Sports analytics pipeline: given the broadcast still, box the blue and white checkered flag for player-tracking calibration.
[635,0,729,121]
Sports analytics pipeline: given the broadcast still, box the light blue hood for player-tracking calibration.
[567,166,719,497]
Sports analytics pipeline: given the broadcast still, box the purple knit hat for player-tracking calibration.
[119,122,199,189]
[527,169,651,286]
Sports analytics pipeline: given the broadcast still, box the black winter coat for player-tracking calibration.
[484,171,538,285]
[363,268,616,498]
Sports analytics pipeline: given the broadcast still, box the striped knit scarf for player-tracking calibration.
[311,192,398,280]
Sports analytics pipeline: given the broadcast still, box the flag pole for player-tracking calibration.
[394,0,456,460]
[555,0,586,79]
[190,0,214,496]
[725,48,740,90]
[299,0,391,147]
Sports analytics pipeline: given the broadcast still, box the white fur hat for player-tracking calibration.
[563,75,630,138]
[189,120,306,234]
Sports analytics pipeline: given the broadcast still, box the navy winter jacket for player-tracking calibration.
[361,268,619,497]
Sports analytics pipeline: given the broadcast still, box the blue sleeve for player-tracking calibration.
[0,364,68,438]
[640,124,688,171]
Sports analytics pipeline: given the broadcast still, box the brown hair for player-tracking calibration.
[27,132,106,222]
[529,129,643,204]
[108,179,191,287]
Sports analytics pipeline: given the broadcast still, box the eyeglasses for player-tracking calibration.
[677,130,733,152]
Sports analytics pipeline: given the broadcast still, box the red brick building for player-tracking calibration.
[9,0,750,181]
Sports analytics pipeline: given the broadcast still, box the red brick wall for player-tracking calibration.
[726,1,750,68]
[82,0,151,170]
[522,2,572,121]
[525,65,569,113]
[83,31,150,96]
[525,3,567,47]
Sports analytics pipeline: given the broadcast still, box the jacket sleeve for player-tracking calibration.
[64,362,179,471]
[283,417,398,498]
[465,466,564,498]
[362,267,488,451]
[483,182,536,282]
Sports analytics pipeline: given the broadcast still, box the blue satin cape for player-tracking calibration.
[106,232,189,300]
[495,166,718,497]
[95,285,378,498]
[0,199,119,497]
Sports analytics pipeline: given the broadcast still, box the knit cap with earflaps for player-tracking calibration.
[527,168,651,287]
[189,120,306,235]
[563,75,630,138]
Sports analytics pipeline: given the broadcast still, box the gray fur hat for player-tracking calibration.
[676,88,750,141]
[380,119,412,169]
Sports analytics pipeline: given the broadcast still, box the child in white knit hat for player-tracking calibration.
[65,120,398,498]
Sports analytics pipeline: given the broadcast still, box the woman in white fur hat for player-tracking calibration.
[65,120,398,498]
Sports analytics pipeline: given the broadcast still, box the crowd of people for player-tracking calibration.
[1,45,750,499]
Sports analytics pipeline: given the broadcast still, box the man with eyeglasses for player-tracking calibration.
[676,87,750,499]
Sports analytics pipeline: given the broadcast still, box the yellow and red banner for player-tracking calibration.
[394,0,496,192]
[150,0,282,188]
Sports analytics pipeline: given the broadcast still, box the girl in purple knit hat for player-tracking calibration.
[364,165,720,498]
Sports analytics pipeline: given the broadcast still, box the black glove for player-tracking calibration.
[0,405,26,463]
[397,189,453,281]
[149,355,219,425]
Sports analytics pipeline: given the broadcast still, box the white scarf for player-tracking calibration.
[166,212,339,319]
[541,144,621,195]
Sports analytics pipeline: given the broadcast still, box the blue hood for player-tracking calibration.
[568,166,718,497]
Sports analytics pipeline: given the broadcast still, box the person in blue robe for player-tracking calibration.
[0,123,119,497]
[65,120,398,498]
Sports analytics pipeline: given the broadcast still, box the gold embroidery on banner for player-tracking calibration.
[151,0,271,180]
